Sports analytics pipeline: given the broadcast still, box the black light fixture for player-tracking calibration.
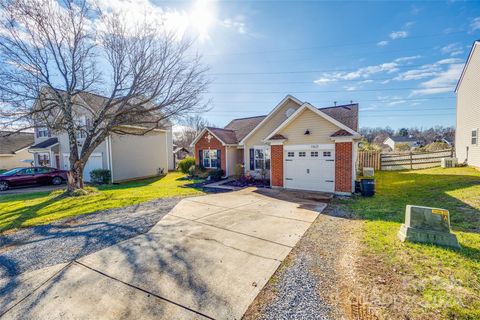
[304,129,310,135]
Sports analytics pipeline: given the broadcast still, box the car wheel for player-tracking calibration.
[0,181,8,191]
[51,176,63,185]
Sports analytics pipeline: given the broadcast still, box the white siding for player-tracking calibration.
[110,131,168,182]
[456,44,480,166]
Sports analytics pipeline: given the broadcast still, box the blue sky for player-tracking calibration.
[104,0,480,130]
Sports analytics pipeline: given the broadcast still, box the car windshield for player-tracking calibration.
[1,168,24,176]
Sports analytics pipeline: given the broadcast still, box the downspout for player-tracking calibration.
[107,135,114,183]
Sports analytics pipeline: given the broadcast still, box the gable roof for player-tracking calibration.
[191,95,360,147]
[386,136,420,143]
[30,137,59,149]
[224,115,266,142]
[455,40,480,93]
[207,127,238,144]
[319,103,358,132]
[264,103,361,141]
[0,131,34,154]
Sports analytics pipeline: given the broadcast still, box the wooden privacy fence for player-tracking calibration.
[357,149,454,171]
[357,151,381,170]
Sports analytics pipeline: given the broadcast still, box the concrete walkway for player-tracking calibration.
[0,188,326,320]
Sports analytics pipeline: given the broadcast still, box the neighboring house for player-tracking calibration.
[173,147,191,164]
[0,131,34,170]
[383,136,423,150]
[29,91,174,182]
[455,40,480,166]
[190,95,361,194]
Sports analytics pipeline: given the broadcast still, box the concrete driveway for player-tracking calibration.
[0,184,64,196]
[0,188,327,319]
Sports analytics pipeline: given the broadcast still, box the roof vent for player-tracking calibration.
[285,107,296,117]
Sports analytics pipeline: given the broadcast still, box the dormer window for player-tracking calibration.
[37,127,49,137]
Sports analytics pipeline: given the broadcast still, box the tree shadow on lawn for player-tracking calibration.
[97,174,168,191]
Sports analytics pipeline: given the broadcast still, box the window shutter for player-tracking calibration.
[217,149,221,168]
[249,148,254,170]
[34,127,38,138]
[199,150,203,167]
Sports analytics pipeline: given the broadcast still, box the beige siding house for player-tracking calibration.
[0,131,34,170]
[191,95,361,194]
[29,91,174,183]
[455,40,480,167]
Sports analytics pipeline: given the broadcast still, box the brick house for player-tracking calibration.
[191,95,361,194]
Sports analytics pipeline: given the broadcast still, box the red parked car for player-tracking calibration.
[0,167,68,191]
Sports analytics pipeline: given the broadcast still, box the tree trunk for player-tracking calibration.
[67,160,84,191]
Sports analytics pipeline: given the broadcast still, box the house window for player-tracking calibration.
[203,150,218,168]
[299,151,306,157]
[323,151,332,157]
[76,116,88,139]
[472,129,478,145]
[37,127,49,137]
[254,147,270,170]
[287,151,294,157]
[311,151,319,157]
[37,153,50,166]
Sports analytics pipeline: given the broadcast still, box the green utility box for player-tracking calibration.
[398,205,460,249]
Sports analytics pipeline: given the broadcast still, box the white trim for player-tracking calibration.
[28,142,59,153]
[264,103,361,142]
[107,135,114,182]
[455,40,479,93]
[189,127,230,147]
[239,95,303,145]
[284,144,334,150]
[331,136,357,143]
[115,125,167,132]
[269,140,285,145]
[225,146,229,177]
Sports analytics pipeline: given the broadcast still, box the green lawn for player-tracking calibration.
[338,167,480,319]
[0,172,204,233]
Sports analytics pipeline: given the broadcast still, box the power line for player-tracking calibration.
[208,86,454,94]
[202,30,467,57]
[209,96,456,104]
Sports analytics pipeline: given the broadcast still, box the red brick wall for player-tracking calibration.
[271,145,284,187]
[194,131,226,173]
[335,142,353,193]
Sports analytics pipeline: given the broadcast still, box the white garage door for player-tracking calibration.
[284,146,335,192]
[63,153,103,182]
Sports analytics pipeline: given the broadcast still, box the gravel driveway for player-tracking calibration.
[0,197,181,278]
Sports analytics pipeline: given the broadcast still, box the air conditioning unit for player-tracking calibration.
[441,157,457,168]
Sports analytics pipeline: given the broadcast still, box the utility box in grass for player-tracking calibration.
[398,205,460,248]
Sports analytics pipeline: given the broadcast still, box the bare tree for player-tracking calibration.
[173,115,212,150]
[0,0,208,190]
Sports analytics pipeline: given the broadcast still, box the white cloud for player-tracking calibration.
[388,100,407,106]
[471,17,480,32]
[394,55,422,63]
[377,40,389,47]
[389,31,408,39]
[345,86,357,91]
[410,64,464,96]
[441,43,464,56]
[436,58,463,65]
[314,78,337,85]
[403,21,415,29]
[221,16,247,34]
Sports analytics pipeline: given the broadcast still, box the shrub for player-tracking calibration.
[395,142,411,152]
[425,141,450,152]
[89,169,111,184]
[178,157,196,174]
[65,186,99,197]
[188,165,209,179]
[208,169,224,180]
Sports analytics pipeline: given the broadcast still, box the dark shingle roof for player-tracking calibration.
[0,131,34,154]
[224,115,266,142]
[269,134,287,140]
[330,129,353,137]
[30,137,58,149]
[390,136,419,142]
[204,102,358,145]
[319,103,358,132]
[207,127,238,144]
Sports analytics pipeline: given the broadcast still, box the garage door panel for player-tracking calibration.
[284,147,335,192]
